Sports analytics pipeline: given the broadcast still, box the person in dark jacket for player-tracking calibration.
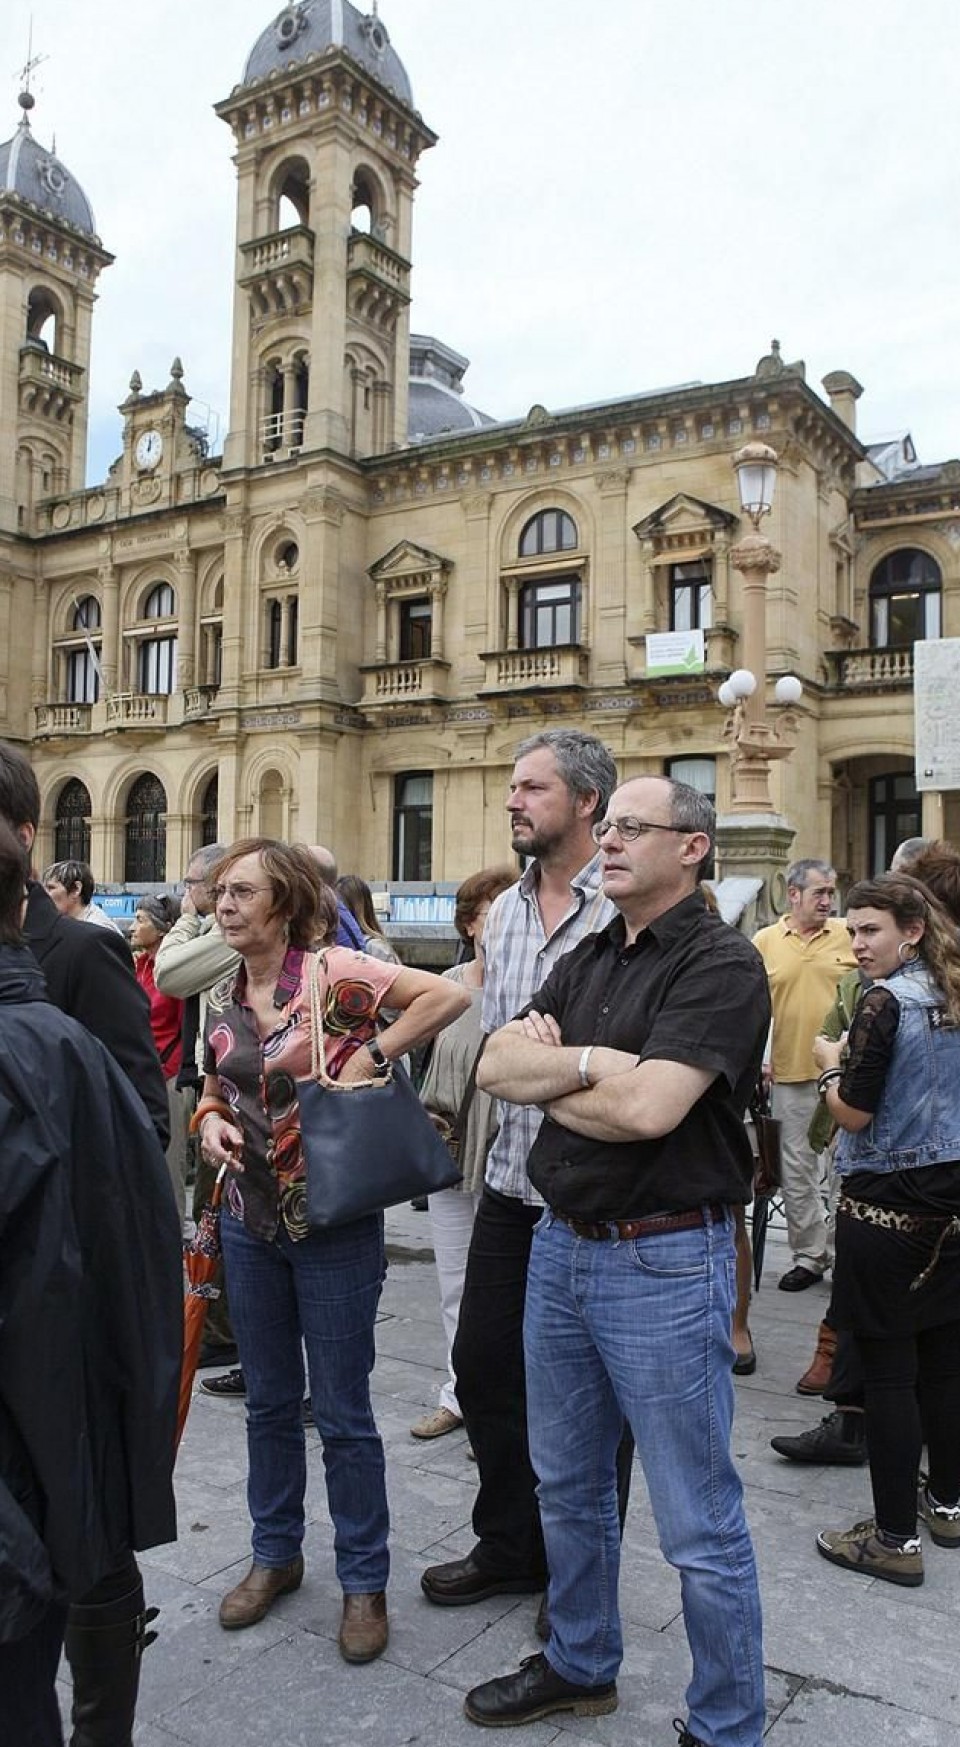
[0,820,182,1747]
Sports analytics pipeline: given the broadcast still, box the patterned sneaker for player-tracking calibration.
[918,1475,960,1548]
[816,1518,923,1587]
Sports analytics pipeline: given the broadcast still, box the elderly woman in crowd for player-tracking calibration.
[814,873,960,1587]
[411,866,516,1440]
[41,858,121,932]
[196,838,468,1663]
[131,895,187,1231]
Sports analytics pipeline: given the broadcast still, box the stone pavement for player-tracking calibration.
[87,1206,959,1747]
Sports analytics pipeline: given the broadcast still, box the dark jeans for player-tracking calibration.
[858,1319,960,1536]
[0,1602,68,1747]
[452,1187,634,1580]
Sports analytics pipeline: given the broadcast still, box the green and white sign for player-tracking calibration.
[646,630,705,677]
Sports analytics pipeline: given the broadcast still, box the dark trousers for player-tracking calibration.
[858,1319,960,1536]
[0,1601,68,1747]
[452,1187,633,1580]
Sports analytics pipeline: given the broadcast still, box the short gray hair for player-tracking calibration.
[187,842,228,878]
[663,778,715,874]
[786,858,834,891]
[513,729,617,823]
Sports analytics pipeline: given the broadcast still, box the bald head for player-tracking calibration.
[307,844,337,886]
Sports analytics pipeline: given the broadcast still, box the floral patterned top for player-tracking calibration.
[203,944,402,1241]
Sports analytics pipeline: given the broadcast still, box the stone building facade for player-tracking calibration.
[1,1,956,893]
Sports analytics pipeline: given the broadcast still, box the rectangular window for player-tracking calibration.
[393,771,433,880]
[399,598,432,661]
[267,600,282,668]
[519,577,580,649]
[287,596,299,666]
[67,647,100,704]
[138,636,177,695]
[664,756,716,804]
[669,561,713,632]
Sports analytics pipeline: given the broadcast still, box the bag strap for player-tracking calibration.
[307,951,335,1085]
[448,1036,487,1145]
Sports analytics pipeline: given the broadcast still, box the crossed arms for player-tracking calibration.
[476,1009,716,1144]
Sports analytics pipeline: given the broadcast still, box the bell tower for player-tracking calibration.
[0,89,112,531]
[216,1,435,470]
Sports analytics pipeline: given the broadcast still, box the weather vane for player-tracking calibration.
[17,17,48,114]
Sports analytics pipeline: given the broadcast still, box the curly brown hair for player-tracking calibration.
[907,841,960,929]
[211,839,337,949]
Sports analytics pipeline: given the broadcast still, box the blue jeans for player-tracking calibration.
[221,1210,389,1593]
[524,1211,764,1747]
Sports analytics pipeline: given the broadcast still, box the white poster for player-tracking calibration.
[645,629,705,677]
[914,638,960,792]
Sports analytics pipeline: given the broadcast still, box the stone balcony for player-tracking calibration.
[479,646,589,695]
[359,658,450,710]
[105,692,169,728]
[826,646,914,690]
[34,702,92,738]
[346,232,411,330]
[183,685,221,720]
[239,225,314,317]
[19,345,85,419]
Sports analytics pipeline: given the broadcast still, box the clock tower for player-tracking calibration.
[115,356,205,513]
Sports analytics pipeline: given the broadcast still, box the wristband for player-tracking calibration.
[366,1037,390,1076]
[189,1095,231,1135]
[817,1067,843,1097]
[578,1045,595,1089]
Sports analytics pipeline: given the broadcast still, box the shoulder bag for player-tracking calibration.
[297,952,462,1229]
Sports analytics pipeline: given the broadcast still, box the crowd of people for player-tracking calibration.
[2,726,959,1747]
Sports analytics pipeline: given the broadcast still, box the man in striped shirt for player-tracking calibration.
[421,729,618,1605]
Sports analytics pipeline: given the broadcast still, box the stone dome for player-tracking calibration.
[242,2,414,107]
[407,336,494,444]
[0,95,98,238]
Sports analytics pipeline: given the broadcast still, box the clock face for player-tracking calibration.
[135,429,163,470]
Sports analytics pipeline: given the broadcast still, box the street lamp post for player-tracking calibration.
[714,441,803,925]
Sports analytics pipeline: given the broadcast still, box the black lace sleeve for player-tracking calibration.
[838,985,900,1113]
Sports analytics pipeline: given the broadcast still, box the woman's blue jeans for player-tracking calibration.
[524,1210,764,1747]
[221,1210,389,1593]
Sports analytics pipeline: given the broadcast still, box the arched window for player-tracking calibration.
[351,172,377,236]
[65,595,102,703]
[519,510,578,558]
[124,774,166,882]
[54,778,91,862]
[26,286,60,353]
[200,773,219,846]
[276,161,310,230]
[869,549,941,647]
[137,583,178,695]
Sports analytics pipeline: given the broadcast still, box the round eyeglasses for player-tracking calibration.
[591,816,690,845]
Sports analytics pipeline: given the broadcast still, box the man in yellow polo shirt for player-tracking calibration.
[753,860,856,1291]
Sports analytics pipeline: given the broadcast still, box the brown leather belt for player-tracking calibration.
[554,1204,726,1242]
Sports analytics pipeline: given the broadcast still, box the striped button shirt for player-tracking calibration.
[480,853,615,1204]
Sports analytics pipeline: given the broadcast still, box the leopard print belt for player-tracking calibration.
[838,1193,960,1292]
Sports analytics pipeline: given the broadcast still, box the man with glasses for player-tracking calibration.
[464,776,769,1746]
[421,729,618,1611]
[752,858,856,1291]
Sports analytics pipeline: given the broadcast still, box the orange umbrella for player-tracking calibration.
[177,1166,226,1449]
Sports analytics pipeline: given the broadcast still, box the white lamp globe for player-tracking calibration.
[729,669,757,699]
[717,681,736,708]
[774,675,803,705]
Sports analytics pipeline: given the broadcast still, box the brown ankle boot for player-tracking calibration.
[339,1591,388,1663]
[796,1320,837,1395]
[219,1557,304,1630]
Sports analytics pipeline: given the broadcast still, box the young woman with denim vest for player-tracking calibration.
[812,873,960,1586]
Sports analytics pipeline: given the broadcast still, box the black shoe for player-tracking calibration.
[410,1196,429,1212]
[732,1346,757,1376]
[464,1653,617,1727]
[778,1265,825,1292]
[421,1550,544,1608]
[198,1367,247,1399]
[198,1340,239,1370]
[673,1721,708,1747]
[770,1408,867,1465]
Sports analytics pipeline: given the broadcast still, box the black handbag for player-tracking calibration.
[297,952,462,1229]
[748,1080,783,1196]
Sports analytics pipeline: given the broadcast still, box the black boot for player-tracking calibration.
[64,1567,158,1747]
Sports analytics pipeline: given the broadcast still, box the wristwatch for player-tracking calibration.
[367,1037,390,1076]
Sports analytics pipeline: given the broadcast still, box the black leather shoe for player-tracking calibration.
[770,1409,867,1465]
[421,1551,544,1607]
[464,1653,617,1727]
[778,1265,824,1292]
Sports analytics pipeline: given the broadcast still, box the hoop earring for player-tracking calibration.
[898,940,920,964]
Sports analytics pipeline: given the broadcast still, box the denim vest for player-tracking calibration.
[836,963,960,1175]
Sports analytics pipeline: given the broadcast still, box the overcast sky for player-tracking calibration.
[7,0,960,484]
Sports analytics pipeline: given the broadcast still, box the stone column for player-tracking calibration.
[375,581,388,663]
[174,548,197,689]
[431,577,447,662]
[505,577,521,651]
[100,565,120,695]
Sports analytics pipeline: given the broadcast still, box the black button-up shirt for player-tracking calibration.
[520,890,770,1220]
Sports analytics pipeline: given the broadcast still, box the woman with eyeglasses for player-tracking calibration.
[812,873,960,1587]
[194,838,468,1663]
